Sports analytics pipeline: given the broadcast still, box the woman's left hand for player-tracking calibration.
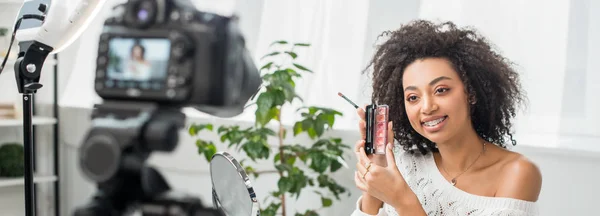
[354,142,414,209]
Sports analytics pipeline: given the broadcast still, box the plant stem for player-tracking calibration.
[278,111,286,216]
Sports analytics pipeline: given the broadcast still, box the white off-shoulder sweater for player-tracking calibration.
[351,146,539,216]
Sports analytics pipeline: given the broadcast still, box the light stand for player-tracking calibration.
[13,40,53,216]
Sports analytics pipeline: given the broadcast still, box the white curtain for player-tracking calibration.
[224,0,372,129]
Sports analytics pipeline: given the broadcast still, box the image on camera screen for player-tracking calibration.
[106,38,170,82]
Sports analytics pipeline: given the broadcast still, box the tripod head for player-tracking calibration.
[74,101,224,216]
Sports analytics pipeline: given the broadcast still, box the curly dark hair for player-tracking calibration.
[365,20,527,155]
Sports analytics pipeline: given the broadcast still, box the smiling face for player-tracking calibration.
[402,57,472,144]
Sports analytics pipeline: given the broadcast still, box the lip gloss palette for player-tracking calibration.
[365,104,389,155]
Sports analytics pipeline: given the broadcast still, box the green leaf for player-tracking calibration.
[261,51,280,60]
[330,159,342,172]
[321,197,333,207]
[309,107,318,115]
[301,210,319,216]
[188,124,213,136]
[325,114,335,128]
[293,63,313,72]
[275,164,293,173]
[261,62,274,71]
[267,107,280,122]
[285,68,301,77]
[270,40,288,46]
[309,152,331,173]
[278,177,293,193]
[293,43,310,47]
[293,122,303,136]
[260,202,281,216]
[274,153,281,163]
[307,127,317,139]
[301,119,312,131]
[272,90,286,106]
[314,116,326,137]
[271,70,292,83]
[242,140,270,161]
[285,51,298,59]
[299,153,308,163]
[189,126,198,136]
[286,156,296,166]
[204,142,217,161]
[256,92,275,125]
[280,81,296,102]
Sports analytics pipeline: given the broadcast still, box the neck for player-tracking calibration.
[436,127,485,174]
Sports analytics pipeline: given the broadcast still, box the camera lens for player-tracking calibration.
[79,133,121,183]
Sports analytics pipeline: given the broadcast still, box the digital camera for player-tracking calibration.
[73,0,260,215]
[94,0,261,117]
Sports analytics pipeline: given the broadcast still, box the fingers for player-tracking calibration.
[354,171,367,191]
[356,104,367,121]
[357,104,367,139]
[385,142,397,169]
[356,162,367,180]
[359,146,372,166]
[359,120,366,139]
[354,140,365,153]
[387,121,394,144]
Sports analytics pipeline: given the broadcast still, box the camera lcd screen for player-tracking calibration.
[106,38,170,83]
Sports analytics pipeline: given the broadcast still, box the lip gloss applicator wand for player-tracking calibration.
[337,92,375,154]
[337,92,359,109]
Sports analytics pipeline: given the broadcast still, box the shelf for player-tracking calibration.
[0,174,57,188]
[0,116,57,127]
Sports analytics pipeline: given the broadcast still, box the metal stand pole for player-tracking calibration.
[23,93,35,216]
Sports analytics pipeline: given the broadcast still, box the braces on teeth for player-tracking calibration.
[424,117,445,126]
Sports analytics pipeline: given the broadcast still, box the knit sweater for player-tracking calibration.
[351,146,539,216]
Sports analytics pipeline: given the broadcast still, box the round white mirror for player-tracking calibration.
[210,151,260,216]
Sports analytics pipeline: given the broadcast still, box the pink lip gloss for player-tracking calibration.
[336,92,389,155]
[373,105,388,154]
[364,104,388,154]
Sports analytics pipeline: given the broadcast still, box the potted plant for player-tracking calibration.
[188,40,351,216]
[0,143,25,177]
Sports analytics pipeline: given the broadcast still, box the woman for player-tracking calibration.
[351,20,542,215]
[127,42,152,80]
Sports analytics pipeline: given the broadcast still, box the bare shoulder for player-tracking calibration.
[495,151,543,202]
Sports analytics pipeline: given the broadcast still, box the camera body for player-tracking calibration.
[94,0,260,117]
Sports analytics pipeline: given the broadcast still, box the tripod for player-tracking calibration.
[73,102,225,216]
